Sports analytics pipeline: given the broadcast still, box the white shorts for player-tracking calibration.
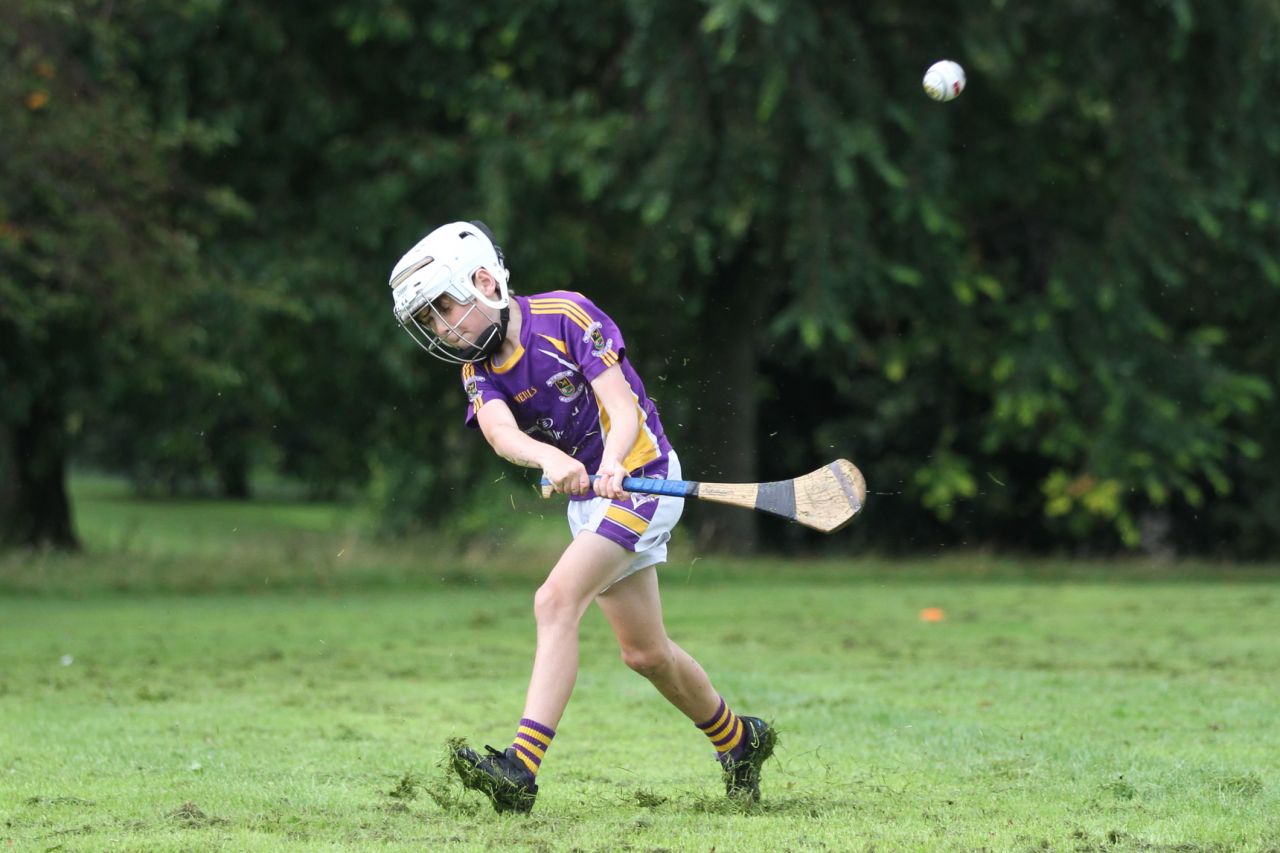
[567,451,684,591]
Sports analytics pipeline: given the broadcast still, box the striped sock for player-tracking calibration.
[696,697,746,764]
[511,718,555,777]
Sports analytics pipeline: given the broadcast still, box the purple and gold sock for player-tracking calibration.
[511,718,555,777]
[696,697,746,764]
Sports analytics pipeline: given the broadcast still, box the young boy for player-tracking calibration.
[388,221,776,814]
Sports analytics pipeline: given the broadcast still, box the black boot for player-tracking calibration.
[450,744,539,814]
[722,717,777,802]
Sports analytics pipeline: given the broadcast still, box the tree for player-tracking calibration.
[0,1,213,546]
[588,0,1279,554]
[7,0,1275,559]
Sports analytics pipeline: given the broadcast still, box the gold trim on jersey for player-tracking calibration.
[462,362,484,416]
[528,298,594,332]
[537,334,569,355]
[595,386,661,473]
[489,341,525,374]
[530,298,625,374]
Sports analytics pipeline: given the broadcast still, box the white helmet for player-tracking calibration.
[388,221,512,363]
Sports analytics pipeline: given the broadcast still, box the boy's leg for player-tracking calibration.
[594,566,720,722]
[451,530,634,813]
[520,530,635,727]
[596,566,778,801]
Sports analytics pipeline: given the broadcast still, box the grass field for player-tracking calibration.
[1,478,1278,851]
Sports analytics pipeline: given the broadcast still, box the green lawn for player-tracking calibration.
[1,479,1277,851]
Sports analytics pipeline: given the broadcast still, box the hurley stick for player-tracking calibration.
[539,459,866,533]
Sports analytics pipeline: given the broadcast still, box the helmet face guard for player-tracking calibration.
[389,221,510,364]
[400,298,509,365]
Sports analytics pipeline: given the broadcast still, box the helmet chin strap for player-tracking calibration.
[455,304,511,362]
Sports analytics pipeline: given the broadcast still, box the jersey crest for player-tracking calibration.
[464,374,485,403]
[548,369,585,402]
[584,321,614,360]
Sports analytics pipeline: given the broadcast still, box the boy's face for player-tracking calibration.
[420,293,473,346]
[416,269,500,350]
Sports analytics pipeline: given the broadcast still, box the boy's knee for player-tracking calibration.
[533,581,578,626]
[621,645,673,679]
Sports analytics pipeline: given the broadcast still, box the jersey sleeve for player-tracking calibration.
[558,293,627,384]
[461,362,507,429]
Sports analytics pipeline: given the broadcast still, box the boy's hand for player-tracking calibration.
[594,457,631,501]
[544,454,591,496]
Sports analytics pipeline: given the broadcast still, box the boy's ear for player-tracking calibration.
[473,268,498,296]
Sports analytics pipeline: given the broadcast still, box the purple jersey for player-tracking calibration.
[460,291,674,495]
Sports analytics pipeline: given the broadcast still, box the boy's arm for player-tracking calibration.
[475,398,590,495]
[589,364,640,500]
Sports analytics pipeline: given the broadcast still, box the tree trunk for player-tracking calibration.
[216,460,251,500]
[209,417,252,499]
[687,297,760,554]
[1,395,79,550]
[0,424,15,534]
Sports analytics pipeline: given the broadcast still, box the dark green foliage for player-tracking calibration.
[2,0,1278,555]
